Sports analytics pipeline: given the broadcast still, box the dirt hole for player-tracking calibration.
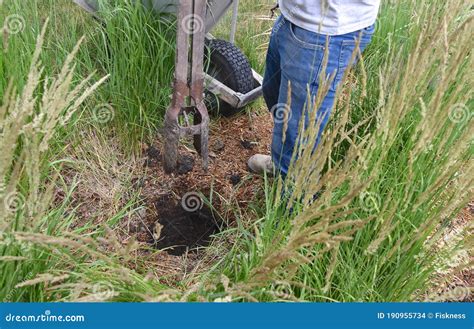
[151,195,222,256]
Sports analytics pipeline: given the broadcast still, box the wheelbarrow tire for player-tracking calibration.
[205,39,254,117]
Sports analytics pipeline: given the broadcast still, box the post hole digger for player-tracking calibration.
[73,0,264,173]
[163,0,209,173]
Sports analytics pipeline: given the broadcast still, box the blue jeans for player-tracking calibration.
[263,15,375,176]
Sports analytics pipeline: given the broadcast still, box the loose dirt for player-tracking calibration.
[134,110,273,257]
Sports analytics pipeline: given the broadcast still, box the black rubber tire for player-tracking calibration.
[205,39,254,117]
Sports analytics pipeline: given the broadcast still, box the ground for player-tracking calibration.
[141,110,273,276]
[428,203,473,302]
[62,105,473,296]
[63,109,273,282]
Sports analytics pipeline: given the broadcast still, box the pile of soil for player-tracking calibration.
[131,111,273,259]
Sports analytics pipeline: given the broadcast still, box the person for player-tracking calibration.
[248,0,381,176]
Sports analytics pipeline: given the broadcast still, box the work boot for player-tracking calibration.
[248,154,274,176]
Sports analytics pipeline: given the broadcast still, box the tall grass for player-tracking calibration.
[0,21,107,301]
[0,0,471,302]
[0,21,170,302]
[1,0,176,149]
[209,0,473,302]
[83,0,176,148]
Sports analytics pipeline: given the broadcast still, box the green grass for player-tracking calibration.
[1,0,472,302]
[84,1,176,148]
[1,0,176,150]
[206,0,473,302]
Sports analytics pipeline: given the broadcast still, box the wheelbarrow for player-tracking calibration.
[73,0,264,173]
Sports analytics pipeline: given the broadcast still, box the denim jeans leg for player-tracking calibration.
[269,16,375,176]
[271,17,327,175]
[262,16,283,112]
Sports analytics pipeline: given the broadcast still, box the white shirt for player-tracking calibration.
[279,0,381,35]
